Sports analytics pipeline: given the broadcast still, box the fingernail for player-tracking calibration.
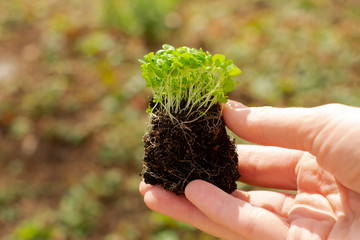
[226,100,247,109]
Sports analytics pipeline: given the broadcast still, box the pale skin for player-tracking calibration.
[139,100,360,239]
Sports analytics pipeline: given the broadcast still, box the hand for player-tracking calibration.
[139,101,360,239]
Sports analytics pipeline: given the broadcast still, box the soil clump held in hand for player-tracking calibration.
[142,102,240,194]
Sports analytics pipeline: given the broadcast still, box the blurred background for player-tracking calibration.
[0,0,359,239]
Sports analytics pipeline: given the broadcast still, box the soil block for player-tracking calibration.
[142,103,240,194]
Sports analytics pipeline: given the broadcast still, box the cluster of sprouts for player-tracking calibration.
[139,44,241,118]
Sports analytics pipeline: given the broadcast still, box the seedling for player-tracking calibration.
[140,44,241,194]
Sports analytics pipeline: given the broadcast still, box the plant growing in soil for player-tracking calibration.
[140,44,241,194]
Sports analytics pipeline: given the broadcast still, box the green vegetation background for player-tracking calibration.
[0,0,359,239]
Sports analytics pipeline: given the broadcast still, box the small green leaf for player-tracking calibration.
[222,77,235,93]
[212,54,225,67]
[144,52,154,62]
[162,44,175,50]
[154,69,164,78]
[227,65,242,76]
[219,96,228,103]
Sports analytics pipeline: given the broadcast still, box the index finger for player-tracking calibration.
[222,101,326,153]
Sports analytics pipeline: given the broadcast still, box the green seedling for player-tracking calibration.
[140,44,241,194]
[139,44,241,118]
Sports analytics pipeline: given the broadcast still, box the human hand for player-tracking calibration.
[140,101,360,239]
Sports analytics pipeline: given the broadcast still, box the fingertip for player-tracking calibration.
[139,180,154,196]
[225,100,247,110]
[221,100,250,133]
[143,185,190,216]
[143,185,165,210]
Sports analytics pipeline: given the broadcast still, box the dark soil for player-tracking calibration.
[142,103,240,194]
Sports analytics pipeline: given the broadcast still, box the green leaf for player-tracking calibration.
[222,77,235,93]
[227,64,242,76]
[212,54,225,67]
[144,52,154,62]
[219,96,228,103]
[162,44,175,50]
[154,69,164,78]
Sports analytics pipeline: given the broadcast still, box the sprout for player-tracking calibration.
[139,44,241,118]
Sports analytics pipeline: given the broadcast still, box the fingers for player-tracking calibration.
[222,100,329,153]
[185,180,289,240]
[141,182,240,240]
[223,100,360,193]
[236,145,304,190]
